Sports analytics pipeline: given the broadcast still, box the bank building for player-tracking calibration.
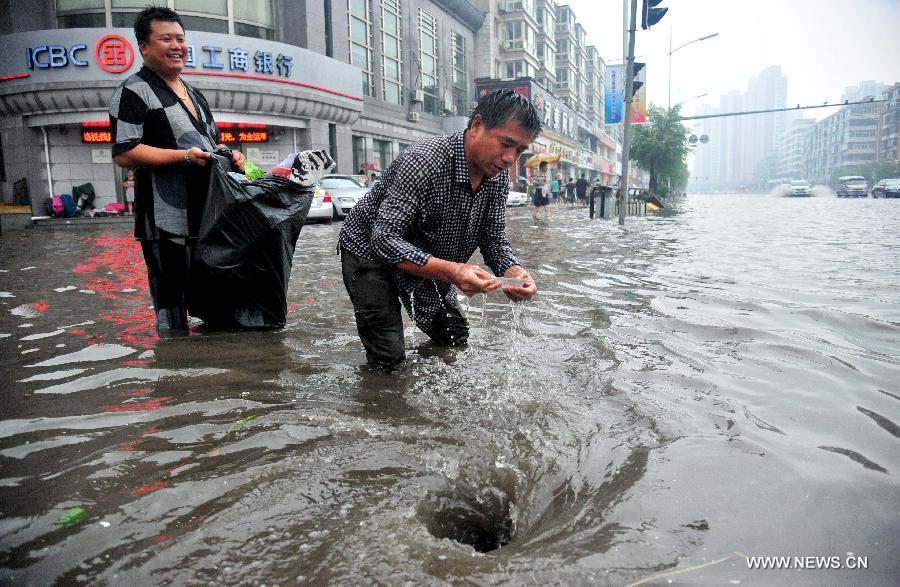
[0,0,619,215]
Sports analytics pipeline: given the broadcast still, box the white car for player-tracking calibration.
[506,190,528,206]
[788,180,811,197]
[307,186,334,222]
[318,174,368,219]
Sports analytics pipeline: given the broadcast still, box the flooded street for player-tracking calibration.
[1,194,898,585]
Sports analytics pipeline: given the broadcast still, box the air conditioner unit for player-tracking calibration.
[412,89,424,103]
[442,99,454,113]
[408,112,420,122]
[448,105,458,115]
[470,100,479,109]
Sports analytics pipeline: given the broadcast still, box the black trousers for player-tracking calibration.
[140,238,192,331]
[340,247,469,369]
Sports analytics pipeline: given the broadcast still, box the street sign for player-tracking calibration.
[699,134,709,144]
[689,134,698,145]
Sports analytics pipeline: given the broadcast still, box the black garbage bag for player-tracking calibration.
[72,182,96,212]
[189,152,322,329]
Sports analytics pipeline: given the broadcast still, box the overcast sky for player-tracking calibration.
[562,0,900,119]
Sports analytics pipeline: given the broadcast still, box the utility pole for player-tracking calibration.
[619,0,638,225]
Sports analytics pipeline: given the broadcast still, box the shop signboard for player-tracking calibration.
[245,147,280,166]
[604,64,647,124]
[0,29,362,101]
[631,62,647,124]
[91,148,112,164]
[604,65,624,124]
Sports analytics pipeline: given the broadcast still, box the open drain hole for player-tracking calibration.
[418,484,514,553]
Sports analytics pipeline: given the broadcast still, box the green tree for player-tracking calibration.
[630,104,690,195]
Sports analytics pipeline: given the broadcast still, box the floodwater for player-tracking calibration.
[1,194,898,585]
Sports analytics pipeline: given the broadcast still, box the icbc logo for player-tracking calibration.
[95,34,134,74]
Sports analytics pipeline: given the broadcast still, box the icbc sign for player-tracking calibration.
[95,35,134,74]
[25,35,135,73]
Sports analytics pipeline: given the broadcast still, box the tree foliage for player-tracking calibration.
[630,105,690,195]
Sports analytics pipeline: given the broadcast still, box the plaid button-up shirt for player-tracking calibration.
[339,131,520,331]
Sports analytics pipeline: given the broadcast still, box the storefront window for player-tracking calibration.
[111,12,141,27]
[180,15,229,34]
[60,0,274,38]
[57,0,105,28]
[352,135,366,172]
[59,12,106,28]
[373,139,393,169]
[233,0,273,25]
[418,8,439,115]
[349,0,374,97]
[174,0,227,16]
[57,0,102,10]
[451,31,467,115]
[380,0,402,104]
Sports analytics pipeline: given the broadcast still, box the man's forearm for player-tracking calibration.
[396,257,460,283]
[113,144,187,168]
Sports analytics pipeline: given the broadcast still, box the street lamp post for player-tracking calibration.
[668,31,718,108]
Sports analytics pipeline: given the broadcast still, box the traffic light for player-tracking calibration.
[632,62,645,95]
[641,0,668,30]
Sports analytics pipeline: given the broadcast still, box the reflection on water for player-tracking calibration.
[1,194,898,584]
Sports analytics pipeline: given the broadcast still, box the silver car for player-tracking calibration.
[318,174,368,219]
[306,186,334,223]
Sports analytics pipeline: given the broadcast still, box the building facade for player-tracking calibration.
[774,118,814,181]
[0,0,482,212]
[0,0,624,214]
[878,83,899,162]
[802,101,884,184]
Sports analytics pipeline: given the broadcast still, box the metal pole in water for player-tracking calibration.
[619,0,638,226]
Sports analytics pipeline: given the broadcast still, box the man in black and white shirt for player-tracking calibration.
[339,89,540,370]
[109,6,244,331]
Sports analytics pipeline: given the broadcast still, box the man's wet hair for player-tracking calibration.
[134,5,184,45]
[467,89,541,135]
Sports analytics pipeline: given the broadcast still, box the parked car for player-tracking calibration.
[317,174,367,219]
[307,185,333,222]
[506,190,528,206]
[836,175,868,197]
[871,178,900,198]
[788,180,811,197]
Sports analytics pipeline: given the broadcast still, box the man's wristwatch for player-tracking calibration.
[184,150,191,164]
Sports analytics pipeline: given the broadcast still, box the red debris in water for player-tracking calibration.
[32,300,50,312]
[70,235,158,348]
[102,397,171,412]
[132,480,168,495]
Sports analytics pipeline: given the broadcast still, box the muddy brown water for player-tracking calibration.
[1,194,898,585]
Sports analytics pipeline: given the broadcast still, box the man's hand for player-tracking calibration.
[452,263,502,297]
[501,266,537,301]
[186,146,211,167]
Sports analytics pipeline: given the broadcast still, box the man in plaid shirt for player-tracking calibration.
[339,89,540,370]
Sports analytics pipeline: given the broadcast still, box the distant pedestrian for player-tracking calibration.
[531,161,551,221]
[565,177,576,206]
[121,168,135,215]
[575,173,589,206]
[550,174,560,204]
[365,172,378,188]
